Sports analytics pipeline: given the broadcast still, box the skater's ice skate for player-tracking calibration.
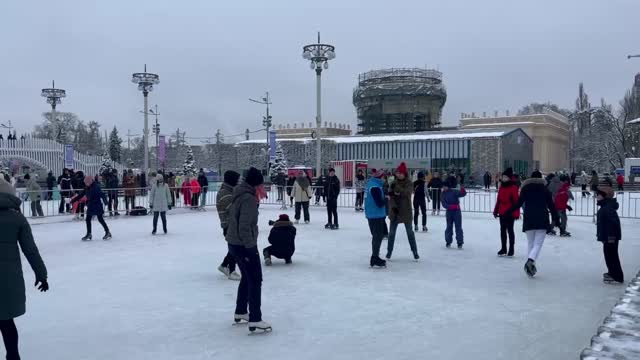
[422,226,428,232]
[152,230,157,235]
[248,321,272,333]
[524,259,536,278]
[233,313,249,324]
[445,243,451,249]
[217,265,231,277]
[497,249,507,257]
[559,231,571,237]
[385,251,392,260]
[264,257,272,266]
[81,234,92,241]
[103,232,112,240]
[332,224,339,230]
[228,272,241,281]
[603,273,623,284]
[507,248,514,257]
[414,225,418,231]
[295,219,299,224]
[324,223,331,229]
[457,244,463,250]
[304,220,310,224]
[370,256,386,268]
[413,252,420,261]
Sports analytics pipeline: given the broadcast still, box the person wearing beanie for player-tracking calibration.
[167,172,177,207]
[412,171,428,232]
[57,168,73,213]
[506,170,559,278]
[441,175,467,249]
[225,167,270,332]
[197,169,209,209]
[264,214,297,266]
[365,168,388,268]
[554,175,574,237]
[493,168,519,257]
[386,162,419,260]
[71,175,112,241]
[292,170,311,224]
[149,174,172,235]
[354,169,366,212]
[596,187,624,284]
[24,174,44,217]
[105,168,120,217]
[324,168,341,229]
[216,170,241,280]
[0,179,49,360]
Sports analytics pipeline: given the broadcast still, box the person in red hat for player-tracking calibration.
[264,214,297,266]
[386,162,419,260]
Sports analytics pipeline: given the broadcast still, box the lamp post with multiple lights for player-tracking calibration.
[131,65,159,174]
[249,92,273,171]
[41,81,67,142]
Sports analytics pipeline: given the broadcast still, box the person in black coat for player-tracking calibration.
[324,168,341,229]
[197,169,209,208]
[264,214,296,265]
[46,171,56,200]
[274,171,286,201]
[507,170,559,278]
[314,174,327,205]
[427,172,444,215]
[57,169,72,213]
[106,169,120,216]
[413,171,428,231]
[596,186,624,284]
[286,176,296,207]
[483,171,492,190]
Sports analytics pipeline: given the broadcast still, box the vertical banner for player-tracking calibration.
[64,144,74,169]
[269,130,277,161]
[158,135,166,166]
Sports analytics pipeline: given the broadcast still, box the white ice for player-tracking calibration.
[17,206,640,360]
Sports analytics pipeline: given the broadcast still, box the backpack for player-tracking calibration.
[129,206,148,216]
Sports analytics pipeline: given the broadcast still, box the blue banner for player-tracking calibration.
[269,131,277,161]
[64,144,74,169]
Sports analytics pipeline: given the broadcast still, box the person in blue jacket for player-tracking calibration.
[365,169,388,268]
[441,175,466,249]
[72,176,112,241]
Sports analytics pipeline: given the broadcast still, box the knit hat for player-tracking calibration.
[531,170,543,179]
[156,174,164,182]
[245,167,264,187]
[278,214,290,222]
[597,186,614,199]
[0,179,15,196]
[371,169,384,178]
[224,170,241,186]
[396,162,408,176]
[328,167,336,173]
[446,175,457,188]
[84,175,94,186]
[502,167,513,178]
[417,171,425,179]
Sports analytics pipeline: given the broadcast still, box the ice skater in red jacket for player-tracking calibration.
[493,168,520,257]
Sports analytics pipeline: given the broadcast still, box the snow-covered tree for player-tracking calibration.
[269,142,288,177]
[99,153,113,176]
[183,147,197,176]
[108,126,123,163]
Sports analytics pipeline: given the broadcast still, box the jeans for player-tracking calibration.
[430,190,441,211]
[294,201,310,222]
[603,241,624,282]
[30,200,43,217]
[355,192,364,209]
[152,211,167,232]
[525,229,546,261]
[277,186,284,201]
[86,214,109,235]
[200,190,207,207]
[558,210,568,233]
[368,218,386,257]
[0,319,19,360]
[327,198,338,225]
[228,244,263,322]
[413,199,427,227]
[499,215,515,251]
[125,195,136,213]
[387,220,418,256]
[445,210,464,245]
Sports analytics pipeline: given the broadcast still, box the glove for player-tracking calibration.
[35,279,49,292]
[493,212,499,219]
[567,205,573,211]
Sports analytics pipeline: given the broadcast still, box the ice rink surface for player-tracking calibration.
[17,206,640,360]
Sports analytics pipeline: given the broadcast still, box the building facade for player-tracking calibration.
[273,122,351,140]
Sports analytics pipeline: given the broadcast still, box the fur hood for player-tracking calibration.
[521,178,546,187]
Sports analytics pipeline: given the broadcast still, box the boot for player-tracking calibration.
[422,226,428,232]
[228,272,241,281]
[370,255,386,268]
[103,232,112,240]
[81,234,92,241]
[248,321,272,333]
[507,247,514,257]
[414,225,419,231]
[497,248,507,257]
[413,251,420,261]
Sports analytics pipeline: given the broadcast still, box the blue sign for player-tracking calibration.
[269,131,277,160]
[631,166,640,176]
[64,144,74,169]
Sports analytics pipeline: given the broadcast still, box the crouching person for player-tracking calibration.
[264,214,296,266]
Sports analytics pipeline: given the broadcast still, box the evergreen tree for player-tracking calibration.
[108,126,123,163]
[269,142,288,177]
[183,147,196,176]
[99,153,113,176]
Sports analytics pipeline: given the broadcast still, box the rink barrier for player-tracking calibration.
[14,186,640,220]
[579,270,640,359]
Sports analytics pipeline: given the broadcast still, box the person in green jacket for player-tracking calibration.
[24,174,44,217]
[0,179,48,360]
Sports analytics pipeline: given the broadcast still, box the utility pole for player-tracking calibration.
[126,129,140,151]
[215,129,223,176]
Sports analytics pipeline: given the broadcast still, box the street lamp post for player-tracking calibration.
[40,80,67,141]
[302,32,335,177]
[131,64,159,175]
[150,106,161,170]
[249,92,273,172]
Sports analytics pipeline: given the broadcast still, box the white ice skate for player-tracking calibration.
[228,272,241,281]
[233,313,249,324]
[248,321,272,334]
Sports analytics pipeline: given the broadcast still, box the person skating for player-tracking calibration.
[106,169,120,216]
[73,176,112,241]
[579,170,590,197]
[181,175,192,207]
[616,173,624,192]
[354,169,365,211]
[590,170,599,197]
[365,169,388,268]
[324,168,341,229]
[0,179,48,360]
[24,174,44,217]
[292,170,311,224]
[595,186,624,284]
[45,171,55,201]
[493,168,519,257]
[506,171,559,278]
[427,172,443,215]
[274,170,286,202]
[123,170,137,215]
[149,174,172,235]
[197,168,209,209]
[264,214,296,266]
[386,162,419,260]
[215,170,241,281]
[167,172,176,207]
[441,176,466,249]
[57,168,72,213]
[225,167,271,333]
[412,171,428,232]
[545,173,562,235]
[314,174,326,205]
[72,171,86,219]
[554,176,574,237]
[286,175,295,207]
[483,171,492,191]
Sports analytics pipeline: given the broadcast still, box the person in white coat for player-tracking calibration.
[149,174,172,235]
[291,170,311,224]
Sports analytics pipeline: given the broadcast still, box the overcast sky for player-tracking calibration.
[2,0,638,143]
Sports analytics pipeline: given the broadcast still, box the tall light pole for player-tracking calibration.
[303,32,335,177]
[40,80,67,142]
[249,92,273,171]
[150,106,161,170]
[131,64,159,175]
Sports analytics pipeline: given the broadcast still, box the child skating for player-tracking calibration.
[554,175,574,237]
[73,176,112,241]
[596,186,624,284]
[441,176,466,249]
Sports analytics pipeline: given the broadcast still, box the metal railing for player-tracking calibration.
[15,185,640,220]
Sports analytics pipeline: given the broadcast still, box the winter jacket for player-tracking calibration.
[267,220,296,258]
[46,173,56,190]
[58,173,72,191]
[365,177,386,219]
[71,172,85,192]
[197,173,209,191]
[604,176,613,187]
[0,193,47,320]
[590,174,600,188]
[354,175,366,193]
[483,172,492,187]
[292,177,311,203]
[26,178,42,201]
[388,177,413,224]
[286,177,296,196]
[190,179,201,194]
[547,176,562,198]
[216,183,235,229]
[617,174,624,186]
[168,176,176,189]
[508,178,558,232]
[494,181,519,218]
[225,182,259,249]
[413,179,427,204]
[124,175,137,197]
[441,187,466,211]
[175,176,183,189]
[149,183,171,212]
[314,176,326,192]
[554,182,574,211]
[73,182,107,217]
[325,176,341,200]
[427,177,444,191]
[579,172,588,186]
[596,198,621,243]
[274,173,286,186]
[105,173,119,195]
[181,180,192,199]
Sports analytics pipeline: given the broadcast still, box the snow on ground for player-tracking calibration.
[17,205,640,360]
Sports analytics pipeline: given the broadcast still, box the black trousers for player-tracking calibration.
[191,193,199,207]
[413,200,427,227]
[228,244,262,322]
[603,241,624,282]
[294,201,310,222]
[368,217,386,257]
[152,211,167,232]
[0,318,19,360]
[315,189,325,203]
[499,215,515,251]
[86,214,109,235]
[327,198,338,225]
[617,184,624,191]
[108,193,119,214]
[355,192,364,208]
[59,191,71,213]
[125,196,136,212]
[221,228,236,273]
[263,246,293,261]
[581,184,589,196]
[430,190,441,211]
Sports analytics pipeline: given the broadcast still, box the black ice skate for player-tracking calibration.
[324,223,331,229]
[497,249,507,257]
[385,252,392,260]
[81,234,92,241]
[546,230,557,236]
[264,257,272,266]
[414,225,419,231]
[559,232,571,237]
[332,224,339,230]
[248,321,272,334]
[103,232,112,240]
[370,256,387,268]
[422,226,428,232]
[446,243,451,249]
[413,252,420,261]
[152,230,157,235]
[603,273,623,285]
[457,244,463,250]
[524,259,536,278]
[507,248,514,257]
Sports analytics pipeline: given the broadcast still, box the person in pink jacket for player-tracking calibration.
[181,176,192,207]
[190,177,201,209]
